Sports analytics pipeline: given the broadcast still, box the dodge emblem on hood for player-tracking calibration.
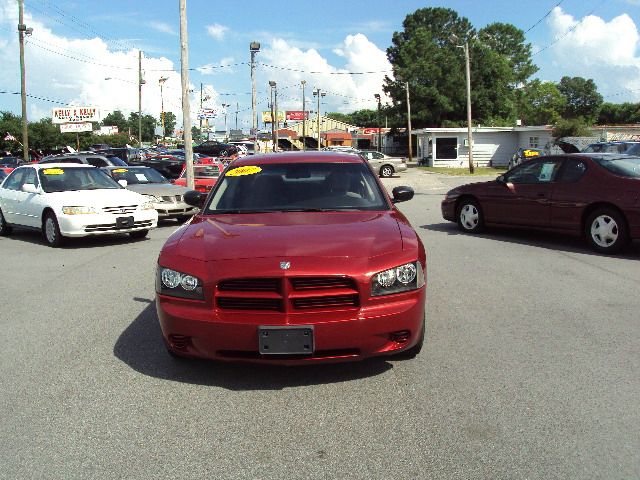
[280,261,291,270]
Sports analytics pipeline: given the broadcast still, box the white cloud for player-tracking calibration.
[147,21,177,36]
[259,35,392,117]
[206,24,229,41]
[547,7,640,100]
[197,57,236,76]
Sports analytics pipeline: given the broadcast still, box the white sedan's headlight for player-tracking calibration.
[140,201,156,210]
[371,261,425,296]
[144,194,161,203]
[62,206,97,215]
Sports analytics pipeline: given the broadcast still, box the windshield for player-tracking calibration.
[583,143,637,154]
[109,167,169,184]
[205,162,388,213]
[38,167,121,192]
[181,165,221,179]
[592,156,640,178]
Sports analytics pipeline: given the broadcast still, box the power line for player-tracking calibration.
[524,0,566,34]
[0,89,68,105]
[258,62,392,75]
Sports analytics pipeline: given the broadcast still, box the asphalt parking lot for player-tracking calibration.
[2,167,639,479]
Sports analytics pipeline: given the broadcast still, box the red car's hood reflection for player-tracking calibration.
[172,211,403,261]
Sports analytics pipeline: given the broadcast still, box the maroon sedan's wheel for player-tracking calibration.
[457,199,484,233]
[0,209,12,236]
[585,208,629,254]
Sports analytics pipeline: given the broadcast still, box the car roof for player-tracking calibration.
[232,151,367,166]
[103,165,149,170]
[31,163,95,169]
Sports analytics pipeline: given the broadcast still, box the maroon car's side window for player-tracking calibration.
[556,160,587,183]
[506,160,561,184]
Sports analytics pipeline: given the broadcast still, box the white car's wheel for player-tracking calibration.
[0,209,12,236]
[43,212,64,247]
[380,165,394,178]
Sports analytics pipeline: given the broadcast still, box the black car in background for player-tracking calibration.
[127,154,185,179]
[192,141,238,157]
[95,147,141,163]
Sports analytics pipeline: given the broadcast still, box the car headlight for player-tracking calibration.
[371,261,425,296]
[140,201,156,210]
[144,194,161,203]
[62,206,97,215]
[156,266,204,300]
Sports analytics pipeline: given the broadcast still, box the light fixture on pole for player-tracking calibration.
[301,80,306,151]
[250,42,260,139]
[138,51,145,147]
[221,103,230,141]
[374,94,382,153]
[449,33,474,174]
[158,76,168,142]
[313,88,325,151]
[269,81,276,152]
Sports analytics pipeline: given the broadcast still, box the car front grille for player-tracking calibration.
[103,205,137,214]
[84,220,154,232]
[215,276,360,312]
[161,195,183,203]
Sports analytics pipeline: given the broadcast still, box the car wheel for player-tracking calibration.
[380,165,394,178]
[585,208,629,254]
[129,229,149,239]
[457,198,484,233]
[0,209,12,236]
[43,212,64,247]
[395,318,425,359]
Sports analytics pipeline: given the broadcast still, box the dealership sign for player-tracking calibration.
[261,111,285,123]
[60,122,93,133]
[52,106,99,124]
[285,111,308,121]
[198,108,218,119]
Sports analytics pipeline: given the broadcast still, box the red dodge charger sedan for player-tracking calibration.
[441,153,640,253]
[156,152,426,364]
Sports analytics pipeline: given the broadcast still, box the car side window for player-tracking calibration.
[556,159,587,183]
[506,160,560,184]
[87,157,108,167]
[22,167,38,188]
[60,158,81,164]
[2,168,27,191]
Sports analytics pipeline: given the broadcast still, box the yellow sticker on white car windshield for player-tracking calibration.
[226,166,262,177]
[112,168,128,173]
[42,168,64,175]
[523,149,541,157]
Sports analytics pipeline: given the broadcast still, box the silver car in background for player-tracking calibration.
[358,150,408,178]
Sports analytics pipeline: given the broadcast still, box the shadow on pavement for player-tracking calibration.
[113,301,393,390]
[422,222,640,260]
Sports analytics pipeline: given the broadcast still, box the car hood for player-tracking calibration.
[125,184,190,196]
[45,188,146,206]
[167,211,403,261]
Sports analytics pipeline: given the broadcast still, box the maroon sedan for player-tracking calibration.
[156,152,426,364]
[441,154,640,253]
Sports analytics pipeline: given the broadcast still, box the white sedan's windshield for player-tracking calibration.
[38,167,121,192]
[206,162,388,213]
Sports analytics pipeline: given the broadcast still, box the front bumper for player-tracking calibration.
[441,197,457,222]
[57,209,158,237]
[153,200,199,219]
[157,287,426,364]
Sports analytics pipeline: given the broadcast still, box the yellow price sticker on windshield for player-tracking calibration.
[523,149,541,158]
[226,165,262,177]
[112,168,128,173]
[42,168,64,175]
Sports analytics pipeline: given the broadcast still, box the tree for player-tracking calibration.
[597,102,640,124]
[163,112,177,137]
[326,109,381,128]
[127,112,157,143]
[517,80,566,125]
[558,76,603,124]
[0,111,23,152]
[552,118,592,139]
[102,110,129,134]
[478,23,537,85]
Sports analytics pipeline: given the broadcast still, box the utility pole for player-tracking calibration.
[138,50,143,146]
[269,81,276,152]
[199,82,203,130]
[179,0,194,189]
[313,88,325,151]
[159,76,168,142]
[405,81,412,162]
[18,0,30,162]
[374,94,382,153]
[301,80,306,151]
[463,41,474,174]
[273,88,278,151]
[235,102,239,130]
[250,42,260,139]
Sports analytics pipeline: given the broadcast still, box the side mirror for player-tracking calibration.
[118,179,128,187]
[184,190,206,208]
[391,186,414,204]
[22,183,39,194]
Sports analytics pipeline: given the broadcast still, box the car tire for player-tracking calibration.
[129,229,149,239]
[395,318,425,359]
[585,207,629,254]
[380,165,394,178]
[456,198,484,233]
[43,212,64,247]
[0,209,12,236]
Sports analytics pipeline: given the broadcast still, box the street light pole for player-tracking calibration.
[138,50,144,146]
[450,34,474,174]
[301,80,306,151]
[269,81,276,152]
[18,0,31,162]
[405,81,412,162]
[158,76,168,142]
[313,88,325,151]
[250,42,260,138]
[221,103,230,141]
[374,94,382,153]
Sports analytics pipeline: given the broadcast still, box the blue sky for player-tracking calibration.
[1,0,640,132]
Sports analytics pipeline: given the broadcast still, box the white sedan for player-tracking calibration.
[358,150,408,178]
[0,163,158,247]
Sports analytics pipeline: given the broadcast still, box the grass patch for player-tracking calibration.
[417,166,507,176]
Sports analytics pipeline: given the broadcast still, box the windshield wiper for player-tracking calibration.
[212,209,277,214]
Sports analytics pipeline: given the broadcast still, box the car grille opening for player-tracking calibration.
[102,205,137,214]
[215,276,359,312]
[84,220,153,232]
